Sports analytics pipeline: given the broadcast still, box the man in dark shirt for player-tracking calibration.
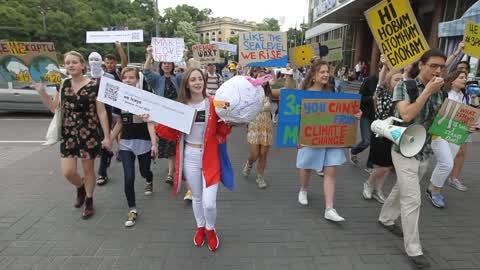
[349,63,382,170]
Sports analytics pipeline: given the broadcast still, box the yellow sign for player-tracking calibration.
[464,21,480,58]
[289,44,318,67]
[364,0,429,70]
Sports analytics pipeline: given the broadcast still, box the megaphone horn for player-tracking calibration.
[371,117,427,158]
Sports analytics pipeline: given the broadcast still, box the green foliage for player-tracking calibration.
[174,21,199,53]
[256,18,280,31]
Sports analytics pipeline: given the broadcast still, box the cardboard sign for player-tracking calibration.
[192,44,221,63]
[151,38,185,62]
[289,44,319,67]
[319,38,343,62]
[239,31,288,67]
[464,21,480,58]
[98,77,196,134]
[364,0,429,70]
[86,30,143,43]
[0,41,60,85]
[276,89,361,147]
[429,99,480,145]
[299,98,359,147]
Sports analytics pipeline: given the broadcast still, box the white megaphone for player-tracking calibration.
[371,117,427,158]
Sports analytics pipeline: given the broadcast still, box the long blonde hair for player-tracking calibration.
[63,51,86,75]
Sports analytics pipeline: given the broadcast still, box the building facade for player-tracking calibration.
[196,17,257,43]
[306,0,479,76]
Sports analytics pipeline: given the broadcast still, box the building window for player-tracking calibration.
[218,38,222,42]
[218,31,222,34]
[231,30,235,35]
[212,38,216,41]
[212,32,216,35]
[206,33,209,36]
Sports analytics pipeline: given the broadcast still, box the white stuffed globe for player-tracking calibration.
[213,76,266,124]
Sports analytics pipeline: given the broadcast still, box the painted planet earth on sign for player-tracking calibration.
[30,56,61,84]
[0,56,31,83]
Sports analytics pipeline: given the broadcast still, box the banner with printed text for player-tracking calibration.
[0,41,60,85]
[464,21,480,58]
[239,31,288,67]
[276,89,361,147]
[365,0,429,70]
[151,38,185,62]
[429,99,480,145]
[192,44,222,63]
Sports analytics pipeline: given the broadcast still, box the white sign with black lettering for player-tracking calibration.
[86,30,144,43]
[98,77,195,134]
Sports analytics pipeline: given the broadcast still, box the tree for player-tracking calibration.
[161,4,211,37]
[174,21,199,52]
[256,18,280,31]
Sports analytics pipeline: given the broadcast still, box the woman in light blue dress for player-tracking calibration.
[297,60,361,222]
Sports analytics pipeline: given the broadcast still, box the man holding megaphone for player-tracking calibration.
[376,49,447,269]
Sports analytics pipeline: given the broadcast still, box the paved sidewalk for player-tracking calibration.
[0,128,479,270]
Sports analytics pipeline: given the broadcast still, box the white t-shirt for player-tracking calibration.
[185,99,207,144]
[448,90,467,104]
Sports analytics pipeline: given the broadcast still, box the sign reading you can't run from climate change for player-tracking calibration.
[365,0,429,70]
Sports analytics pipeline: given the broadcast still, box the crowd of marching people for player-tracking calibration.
[32,39,479,269]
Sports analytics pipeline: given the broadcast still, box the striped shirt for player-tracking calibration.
[206,72,223,96]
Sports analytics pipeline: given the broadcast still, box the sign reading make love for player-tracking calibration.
[192,44,221,63]
[0,41,60,85]
[151,38,185,62]
[365,0,429,70]
[239,31,288,67]
[276,89,361,147]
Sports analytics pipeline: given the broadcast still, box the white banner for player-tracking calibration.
[86,30,144,43]
[98,77,195,134]
[151,38,185,62]
[209,41,237,53]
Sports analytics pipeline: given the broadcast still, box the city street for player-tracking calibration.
[0,112,479,270]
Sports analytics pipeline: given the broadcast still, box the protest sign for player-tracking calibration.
[289,44,319,67]
[0,41,60,85]
[429,99,480,145]
[86,30,143,43]
[365,0,429,70]
[210,41,237,54]
[319,39,343,62]
[239,31,288,67]
[276,89,361,147]
[299,98,359,147]
[151,38,185,62]
[98,77,196,134]
[464,21,480,58]
[192,44,221,63]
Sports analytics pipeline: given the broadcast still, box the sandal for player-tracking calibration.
[96,176,109,186]
[165,175,174,185]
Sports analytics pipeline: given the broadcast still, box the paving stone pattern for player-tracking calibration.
[0,128,479,270]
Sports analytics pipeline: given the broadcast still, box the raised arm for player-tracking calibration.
[144,45,154,70]
[33,82,59,113]
[446,41,464,68]
[116,42,128,68]
[378,55,389,87]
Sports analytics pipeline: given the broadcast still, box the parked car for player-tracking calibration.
[0,81,57,113]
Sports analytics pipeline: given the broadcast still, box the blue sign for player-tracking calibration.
[276,89,361,147]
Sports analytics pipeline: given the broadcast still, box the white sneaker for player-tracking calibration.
[242,161,252,177]
[372,190,386,204]
[324,208,345,222]
[362,181,373,200]
[298,190,308,205]
[316,170,324,177]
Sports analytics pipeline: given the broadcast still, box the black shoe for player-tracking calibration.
[105,151,114,167]
[96,176,109,186]
[165,175,174,185]
[378,220,404,237]
[409,255,430,269]
[116,151,122,162]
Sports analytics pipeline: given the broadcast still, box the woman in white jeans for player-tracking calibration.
[427,70,477,208]
[155,68,232,252]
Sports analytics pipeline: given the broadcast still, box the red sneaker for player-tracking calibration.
[193,227,206,247]
[206,229,219,251]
